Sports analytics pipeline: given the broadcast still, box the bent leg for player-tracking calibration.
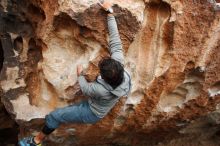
[45,101,101,129]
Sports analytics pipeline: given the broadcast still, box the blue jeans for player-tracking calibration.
[45,101,101,129]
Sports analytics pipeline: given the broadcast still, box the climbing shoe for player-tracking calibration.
[18,136,42,146]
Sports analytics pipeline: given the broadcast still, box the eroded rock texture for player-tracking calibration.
[0,0,220,145]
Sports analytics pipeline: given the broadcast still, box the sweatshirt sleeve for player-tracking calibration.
[107,15,124,65]
[78,75,99,98]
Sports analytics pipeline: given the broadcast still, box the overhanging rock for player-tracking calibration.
[0,0,220,145]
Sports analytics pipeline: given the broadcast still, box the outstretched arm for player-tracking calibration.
[77,2,125,96]
[107,14,124,65]
[99,1,124,65]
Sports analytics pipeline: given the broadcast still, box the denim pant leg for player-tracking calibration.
[45,101,101,129]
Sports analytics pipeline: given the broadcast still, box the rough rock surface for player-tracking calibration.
[0,0,220,145]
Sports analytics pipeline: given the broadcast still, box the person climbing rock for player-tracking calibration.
[18,1,131,146]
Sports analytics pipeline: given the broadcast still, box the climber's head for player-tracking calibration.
[99,58,124,89]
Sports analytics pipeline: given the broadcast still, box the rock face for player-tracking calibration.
[0,0,220,145]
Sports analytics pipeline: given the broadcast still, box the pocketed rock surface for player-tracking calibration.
[0,0,220,145]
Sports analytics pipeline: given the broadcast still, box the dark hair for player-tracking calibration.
[99,58,124,89]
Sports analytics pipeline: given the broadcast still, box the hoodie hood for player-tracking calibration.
[96,70,131,97]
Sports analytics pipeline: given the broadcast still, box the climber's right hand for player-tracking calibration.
[98,0,113,13]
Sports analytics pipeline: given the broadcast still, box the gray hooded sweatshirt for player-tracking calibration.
[78,15,131,118]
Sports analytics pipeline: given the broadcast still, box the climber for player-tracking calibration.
[18,1,131,146]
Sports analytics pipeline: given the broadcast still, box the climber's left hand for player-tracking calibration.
[77,64,83,76]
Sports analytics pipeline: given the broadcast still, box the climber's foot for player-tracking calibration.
[18,136,42,146]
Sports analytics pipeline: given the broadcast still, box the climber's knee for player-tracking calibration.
[45,108,66,129]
